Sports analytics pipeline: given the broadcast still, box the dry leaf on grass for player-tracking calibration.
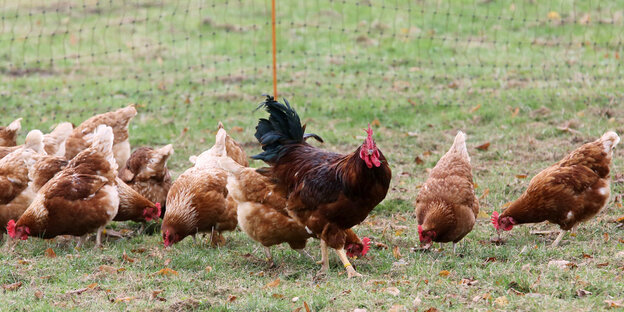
[227,295,237,302]
[99,265,118,274]
[205,266,213,273]
[264,278,280,289]
[494,296,509,307]
[304,301,312,312]
[479,188,490,200]
[153,268,178,276]
[392,246,402,259]
[475,142,490,151]
[548,260,575,269]
[605,299,624,308]
[515,174,528,179]
[45,248,56,258]
[577,289,592,297]
[3,282,22,291]
[414,156,424,165]
[122,251,136,263]
[114,296,136,303]
[438,270,450,277]
[424,308,439,312]
[34,290,44,299]
[272,293,285,299]
[470,104,481,113]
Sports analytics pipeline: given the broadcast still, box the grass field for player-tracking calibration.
[2,0,624,311]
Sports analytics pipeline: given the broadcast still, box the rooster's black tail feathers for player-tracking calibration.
[252,95,321,162]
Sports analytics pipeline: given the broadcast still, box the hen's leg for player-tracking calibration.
[263,246,276,267]
[317,240,329,274]
[452,242,457,254]
[552,230,566,247]
[335,248,362,278]
[95,227,104,248]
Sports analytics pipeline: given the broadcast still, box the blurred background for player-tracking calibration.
[1,0,623,170]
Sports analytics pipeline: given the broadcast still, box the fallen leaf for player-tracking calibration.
[577,289,592,297]
[582,254,593,259]
[385,287,400,296]
[476,142,490,151]
[424,308,439,312]
[470,104,481,113]
[392,246,402,260]
[549,260,572,269]
[438,270,450,277]
[460,278,478,286]
[414,156,424,165]
[604,233,610,243]
[45,248,57,258]
[423,150,432,156]
[205,266,213,273]
[231,126,244,133]
[596,262,609,268]
[122,251,136,263]
[131,248,147,253]
[407,131,418,137]
[494,296,509,307]
[484,257,497,263]
[265,278,281,289]
[17,260,31,265]
[479,188,490,200]
[34,290,44,299]
[511,107,519,118]
[477,210,490,220]
[3,282,22,291]
[605,299,624,308]
[114,296,136,303]
[99,265,117,274]
[164,258,172,266]
[151,290,163,300]
[272,293,285,299]
[227,295,237,302]
[304,301,311,312]
[371,119,381,127]
[515,174,528,179]
[154,268,178,276]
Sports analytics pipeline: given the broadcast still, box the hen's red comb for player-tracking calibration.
[491,211,500,229]
[418,225,424,241]
[361,237,371,256]
[7,219,16,239]
[155,202,162,218]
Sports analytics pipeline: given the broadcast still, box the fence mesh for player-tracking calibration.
[1,1,623,164]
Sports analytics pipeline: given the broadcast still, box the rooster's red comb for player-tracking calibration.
[7,219,16,238]
[361,237,371,256]
[491,211,500,230]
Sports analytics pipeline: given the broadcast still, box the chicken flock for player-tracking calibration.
[0,96,620,278]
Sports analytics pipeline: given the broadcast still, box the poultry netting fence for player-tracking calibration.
[1,0,623,146]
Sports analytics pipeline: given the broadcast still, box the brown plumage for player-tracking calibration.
[0,122,72,159]
[119,144,173,217]
[252,97,391,278]
[65,106,137,169]
[415,131,479,252]
[217,155,313,261]
[0,118,22,147]
[43,122,73,157]
[492,131,620,247]
[0,154,67,240]
[0,130,45,205]
[9,125,119,247]
[114,177,160,223]
[161,128,238,247]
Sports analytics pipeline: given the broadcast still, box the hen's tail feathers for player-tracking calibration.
[7,118,22,132]
[216,155,245,175]
[600,131,620,155]
[157,144,174,158]
[24,130,45,154]
[44,122,73,156]
[213,128,227,157]
[118,105,138,121]
[450,130,469,160]
[86,125,117,170]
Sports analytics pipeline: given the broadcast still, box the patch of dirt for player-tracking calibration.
[2,67,56,77]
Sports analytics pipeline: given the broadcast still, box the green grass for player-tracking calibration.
[1,0,624,311]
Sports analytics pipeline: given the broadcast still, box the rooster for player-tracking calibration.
[0,118,22,147]
[119,144,173,218]
[252,96,391,278]
[65,105,137,169]
[8,125,119,248]
[415,131,479,252]
[492,131,620,247]
[161,127,239,247]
